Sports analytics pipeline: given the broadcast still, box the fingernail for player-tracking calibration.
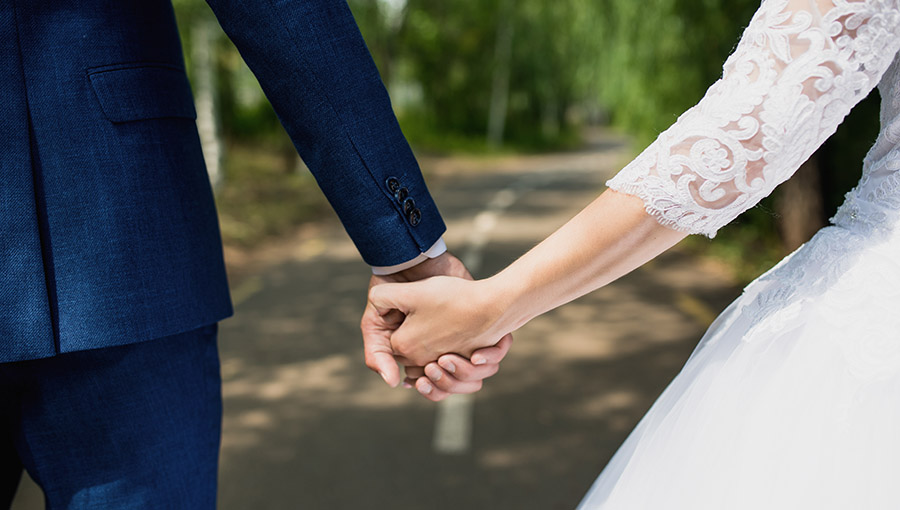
[472,356,487,365]
[402,382,413,389]
[426,365,442,381]
[441,360,457,374]
[378,371,389,383]
[418,381,433,395]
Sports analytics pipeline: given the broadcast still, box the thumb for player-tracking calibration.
[370,351,401,388]
[361,300,404,388]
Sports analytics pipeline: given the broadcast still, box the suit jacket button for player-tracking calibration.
[386,177,401,193]
[408,208,422,226]
[402,197,416,215]
[394,187,408,203]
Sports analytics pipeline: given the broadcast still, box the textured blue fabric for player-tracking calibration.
[0,325,222,509]
[0,3,56,361]
[2,0,446,362]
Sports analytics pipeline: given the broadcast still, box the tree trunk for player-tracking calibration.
[776,154,826,252]
[192,17,225,190]
[486,0,514,147]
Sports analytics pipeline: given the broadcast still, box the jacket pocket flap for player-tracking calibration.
[88,64,197,123]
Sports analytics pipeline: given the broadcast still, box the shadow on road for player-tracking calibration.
[215,137,742,509]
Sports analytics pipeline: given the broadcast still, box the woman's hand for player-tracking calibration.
[367,276,513,367]
[361,251,512,395]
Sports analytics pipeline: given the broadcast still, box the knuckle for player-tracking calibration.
[456,364,482,382]
[393,332,411,351]
[433,377,455,392]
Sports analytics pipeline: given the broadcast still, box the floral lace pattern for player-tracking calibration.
[608,0,900,237]
[726,220,900,382]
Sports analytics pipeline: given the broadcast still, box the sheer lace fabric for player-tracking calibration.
[607,0,900,237]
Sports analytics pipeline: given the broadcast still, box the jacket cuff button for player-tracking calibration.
[408,208,422,227]
[402,197,416,215]
[386,177,401,193]
[394,187,409,203]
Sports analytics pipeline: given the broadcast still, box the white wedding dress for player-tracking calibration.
[577,1,900,508]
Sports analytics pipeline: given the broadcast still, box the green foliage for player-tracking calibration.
[380,0,606,149]
[594,0,759,143]
[396,0,497,135]
[682,201,785,284]
[819,91,881,217]
[216,143,329,247]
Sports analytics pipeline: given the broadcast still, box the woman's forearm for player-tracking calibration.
[368,189,688,366]
[488,189,688,333]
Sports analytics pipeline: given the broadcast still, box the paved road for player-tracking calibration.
[11,133,741,509]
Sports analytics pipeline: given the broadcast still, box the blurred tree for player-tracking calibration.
[593,0,759,142]
[393,0,605,148]
[172,0,226,187]
[397,0,495,137]
[175,0,297,175]
[486,0,514,147]
[347,0,407,88]
[170,0,881,262]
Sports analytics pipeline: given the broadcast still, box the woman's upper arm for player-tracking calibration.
[606,0,900,237]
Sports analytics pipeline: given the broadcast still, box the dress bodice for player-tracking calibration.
[832,52,900,236]
[607,0,900,239]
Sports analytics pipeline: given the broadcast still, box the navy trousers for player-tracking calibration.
[0,325,222,509]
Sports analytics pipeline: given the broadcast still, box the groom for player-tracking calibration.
[1,0,502,508]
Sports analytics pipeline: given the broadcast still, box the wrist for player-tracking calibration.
[371,238,447,276]
[398,251,466,282]
[482,267,535,336]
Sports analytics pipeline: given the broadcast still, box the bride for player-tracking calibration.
[367,0,900,508]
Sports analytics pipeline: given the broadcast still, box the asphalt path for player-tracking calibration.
[11,132,741,509]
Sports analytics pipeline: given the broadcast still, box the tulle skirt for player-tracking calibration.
[577,224,900,509]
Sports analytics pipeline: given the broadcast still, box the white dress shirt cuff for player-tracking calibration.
[370,238,448,275]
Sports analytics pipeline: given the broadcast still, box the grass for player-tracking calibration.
[397,113,585,156]
[214,140,329,249]
[680,210,786,285]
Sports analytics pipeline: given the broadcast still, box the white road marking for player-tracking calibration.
[433,393,474,454]
[432,167,596,453]
[433,179,539,454]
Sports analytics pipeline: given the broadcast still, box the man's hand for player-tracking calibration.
[360,252,511,398]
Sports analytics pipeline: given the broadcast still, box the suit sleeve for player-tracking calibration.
[203,0,445,266]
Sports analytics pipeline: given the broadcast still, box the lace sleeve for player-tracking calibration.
[607,0,900,237]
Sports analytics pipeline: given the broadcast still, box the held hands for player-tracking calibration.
[369,276,509,365]
[360,252,512,401]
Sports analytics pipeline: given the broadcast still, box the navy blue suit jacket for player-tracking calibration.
[0,0,445,363]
